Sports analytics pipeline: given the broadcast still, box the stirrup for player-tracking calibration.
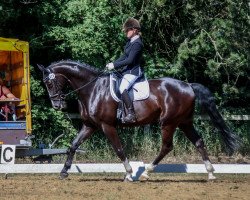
[123,113,136,123]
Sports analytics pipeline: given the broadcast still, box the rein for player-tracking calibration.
[59,70,108,99]
[62,68,126,98]
[45,67,119,102]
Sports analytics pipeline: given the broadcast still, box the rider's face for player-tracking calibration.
[126,28,136,39]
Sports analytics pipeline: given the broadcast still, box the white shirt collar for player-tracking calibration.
[130,35,140,43]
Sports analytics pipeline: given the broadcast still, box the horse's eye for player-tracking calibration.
[46,80,53,89]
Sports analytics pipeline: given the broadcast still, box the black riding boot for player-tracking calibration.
[121,89,136,123]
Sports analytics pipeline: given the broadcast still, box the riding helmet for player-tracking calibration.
[123,18,141,32]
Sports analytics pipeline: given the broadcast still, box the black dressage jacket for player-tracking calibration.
[113,37,143,76]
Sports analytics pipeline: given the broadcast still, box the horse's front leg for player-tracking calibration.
[102,124,133,182]
[139,125,176,181]
[60,125,95,179]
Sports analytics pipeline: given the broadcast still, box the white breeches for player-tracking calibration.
[119,74,138,94]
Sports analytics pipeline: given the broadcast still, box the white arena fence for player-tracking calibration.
[0,163,250,181]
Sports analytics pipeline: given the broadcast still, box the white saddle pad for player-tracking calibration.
[110,74,150,102]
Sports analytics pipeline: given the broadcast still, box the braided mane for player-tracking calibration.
[49,60,102,74]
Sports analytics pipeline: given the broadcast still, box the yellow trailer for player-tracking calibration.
[0,38,70,162]
[0,37,31,145]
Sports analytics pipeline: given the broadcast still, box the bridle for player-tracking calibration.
[43,72,66,106]
[43,69,108,102]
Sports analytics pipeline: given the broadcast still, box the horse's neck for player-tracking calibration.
[55,65,97,85]
[59,68,98,92]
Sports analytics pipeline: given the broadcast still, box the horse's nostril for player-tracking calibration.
[54,105,59,109]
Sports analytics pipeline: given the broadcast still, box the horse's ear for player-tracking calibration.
[37,64,49,73]
[37,64,45,71]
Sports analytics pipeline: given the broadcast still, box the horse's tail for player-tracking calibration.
[190,83,240,155]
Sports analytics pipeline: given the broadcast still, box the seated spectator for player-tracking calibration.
[0,78,18,100]
[0,85,17,100]
[0,79,19,120]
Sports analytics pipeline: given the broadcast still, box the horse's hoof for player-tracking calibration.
[124,174,133,182]
[124,177,133,182]
[139,173,149,182]
[59,172,69,180]
[208,172,216,180]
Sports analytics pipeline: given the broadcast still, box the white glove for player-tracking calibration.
[106,63,114,70]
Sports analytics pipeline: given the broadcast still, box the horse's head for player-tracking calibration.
[37,64,67,110]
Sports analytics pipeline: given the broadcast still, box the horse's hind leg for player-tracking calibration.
[139,125,176,181]
[179,122,216,180]
[60,125,95,179]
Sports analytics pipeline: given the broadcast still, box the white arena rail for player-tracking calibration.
[0,162,249,180]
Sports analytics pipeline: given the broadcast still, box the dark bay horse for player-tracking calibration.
[38,60,239,181]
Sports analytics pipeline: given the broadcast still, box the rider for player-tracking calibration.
[106,18,144,123]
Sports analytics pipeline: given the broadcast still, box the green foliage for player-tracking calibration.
[30,65,77,147]
[31,105,77,147]
[173,1,249,106]
[33,0,128,67]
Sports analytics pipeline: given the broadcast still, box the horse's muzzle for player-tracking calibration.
[51,100,67,110]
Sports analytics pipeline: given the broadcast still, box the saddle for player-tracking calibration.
[110,72,150,122]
